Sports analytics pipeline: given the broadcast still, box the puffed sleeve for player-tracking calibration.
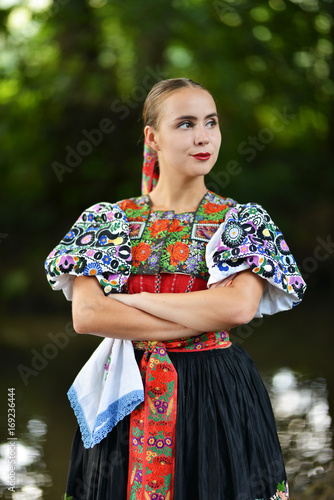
[205,202,306,317]
[45,202,132,300]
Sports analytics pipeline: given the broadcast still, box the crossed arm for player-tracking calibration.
[72,270,265,341]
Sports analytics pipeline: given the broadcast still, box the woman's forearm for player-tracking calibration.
[111,270,265,331]
[124,289,243,331]
[72,276,201,341]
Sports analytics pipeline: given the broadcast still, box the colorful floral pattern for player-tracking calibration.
[207,203,306,305]
[128,332,232,500]
[142,139,159,195]
[134,330,231,352]
[256,479,289,499]
[127,344,177,500]
[104,356,111,381]
[118,191,235,280]
[45,203,132,295]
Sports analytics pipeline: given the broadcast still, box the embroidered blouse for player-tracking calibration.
[44,190,307,494]
[45,190,306,316]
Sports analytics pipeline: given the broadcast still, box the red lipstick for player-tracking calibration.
[192,153,211,161]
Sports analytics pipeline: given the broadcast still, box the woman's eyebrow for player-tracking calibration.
[173,112,218,122]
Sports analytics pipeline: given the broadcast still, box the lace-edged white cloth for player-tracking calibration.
[67,337,144,449]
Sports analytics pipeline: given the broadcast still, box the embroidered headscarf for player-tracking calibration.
[141,138,159,195]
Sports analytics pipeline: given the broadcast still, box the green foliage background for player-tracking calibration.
[0,0,333,313]
[0,3,333,497]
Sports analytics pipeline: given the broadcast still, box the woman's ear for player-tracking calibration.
[144,125,160,153]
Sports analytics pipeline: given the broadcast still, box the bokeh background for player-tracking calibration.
[0,0,333,498]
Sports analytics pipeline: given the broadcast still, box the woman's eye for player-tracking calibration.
[178,119,218,129]
[206,119,217,128]
[178,121,193,129]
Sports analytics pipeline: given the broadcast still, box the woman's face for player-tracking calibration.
[146,87,221,181]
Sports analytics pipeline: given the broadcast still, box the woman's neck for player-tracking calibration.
[148,178,208,213]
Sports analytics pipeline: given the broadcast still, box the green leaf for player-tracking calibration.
[277,480,285,492]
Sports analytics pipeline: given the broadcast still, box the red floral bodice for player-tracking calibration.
[118,191,235,281]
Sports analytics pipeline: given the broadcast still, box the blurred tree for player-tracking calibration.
[0,0,333,312]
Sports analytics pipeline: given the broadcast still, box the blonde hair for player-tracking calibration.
[142,77,210,131]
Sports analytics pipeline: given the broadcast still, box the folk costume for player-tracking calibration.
[45,141,306,500]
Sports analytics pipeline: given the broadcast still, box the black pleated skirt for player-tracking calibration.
[65,344,288,500]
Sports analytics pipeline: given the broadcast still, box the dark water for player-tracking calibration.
[0,300,332,499]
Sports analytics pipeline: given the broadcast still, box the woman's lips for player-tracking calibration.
[192,153,211,161]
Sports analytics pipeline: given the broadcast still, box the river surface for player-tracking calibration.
[0,297,332,499]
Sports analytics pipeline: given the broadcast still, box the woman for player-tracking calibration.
[45,78,306,500]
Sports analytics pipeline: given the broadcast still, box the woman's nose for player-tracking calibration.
[194,125,209,145]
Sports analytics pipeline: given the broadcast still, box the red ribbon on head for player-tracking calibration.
[141,138,159,195]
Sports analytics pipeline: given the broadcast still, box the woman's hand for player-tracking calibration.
[208,274,236,289]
